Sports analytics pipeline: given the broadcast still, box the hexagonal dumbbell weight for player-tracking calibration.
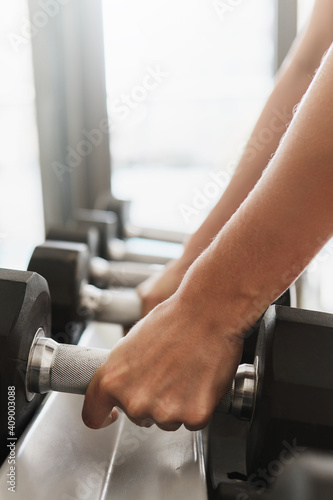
[47,225,163,289]
[28,241,143,342]
[75,208,183,265]
[212,304,333,481]
[27,300,327,471]
[0,269,51,465]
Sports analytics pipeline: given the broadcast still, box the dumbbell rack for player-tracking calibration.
[0,321,208,500]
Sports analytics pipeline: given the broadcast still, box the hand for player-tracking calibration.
[81,290,244,432]
[137,259,187,316]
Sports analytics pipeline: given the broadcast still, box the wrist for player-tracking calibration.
[176,244,267,341]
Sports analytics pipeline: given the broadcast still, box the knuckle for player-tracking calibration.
[183,409,211,430]
[96,370,112,395]
[126,399,147,419]
[152,405,178,425]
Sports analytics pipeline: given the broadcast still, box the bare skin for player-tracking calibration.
[138,0,333,316]
[82,41,333,431]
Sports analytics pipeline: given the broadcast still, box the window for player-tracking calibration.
[0,2,44,269]
[102,0,276,233]
[298,0,315,31]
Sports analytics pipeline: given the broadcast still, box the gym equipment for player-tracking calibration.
[29,238,294,348]
[17,292,291,399]
[23,302,333,485]
[47,225,163,289]
[96,192,189,244]
[28,241,143,342]
[29,240,291,347]
[0,267,322,480]
[210,304,333,487]
[0,326,208,500]
[240,286,294,364]
[0,269,51,465]
[2,267,331,498]
[24,301,333,466]
[89,257,162,289]
[74,208,183,265]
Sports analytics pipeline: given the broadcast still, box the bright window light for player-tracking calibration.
[102,0,275,233]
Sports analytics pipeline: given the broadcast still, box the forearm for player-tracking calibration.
[180,0,333,269]
[179,43,333,334]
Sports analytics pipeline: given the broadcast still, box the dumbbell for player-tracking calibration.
[211,304,333,483]
[27,241,144,343]
[96,192,189,244]
[0,269,51,465]
[73,208,183,265]
[0,269,307,474]
[47,224,163,289]
[240,286,294,364]
[23,300,333,487]
[29,237,294,348]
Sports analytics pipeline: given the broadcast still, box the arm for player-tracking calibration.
[138,0,333,314]
[82,42,333,431]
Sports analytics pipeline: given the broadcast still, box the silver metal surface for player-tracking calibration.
[108,238,183,265]
[232,363,256,421]
[274,0,297,72]
[213,364,256,421]
[25,328,45,401]
[27,337,110,395]
[80,283,142,325]
[0,322,208,500]
[213,385,234,415]
[125,222,189,245]
[90,257,163,288]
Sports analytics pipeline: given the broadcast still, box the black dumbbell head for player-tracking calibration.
[75,209,118,259]
[0,269,51,464]
[101,195,131,240]
[28,241,90,343]
[47,225,100,258]
[247,305,333,474]
[241,287,294,364]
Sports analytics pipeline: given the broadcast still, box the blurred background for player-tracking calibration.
[1,0,327,309]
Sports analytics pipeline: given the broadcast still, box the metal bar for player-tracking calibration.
[28,0,111,231]
[274,0,298,72]
[0,322,208,500]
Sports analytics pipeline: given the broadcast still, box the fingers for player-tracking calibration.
[124,415,182,432]
[80,292,243,434]
[82,366,120,429]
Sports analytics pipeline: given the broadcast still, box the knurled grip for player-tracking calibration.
[52,346,235,410]
[27,339,243,420]
[50,344,110,394]
[26,337,110,395]
[214,385,234,414]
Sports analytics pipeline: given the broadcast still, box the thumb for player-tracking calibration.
[82,368,120,429]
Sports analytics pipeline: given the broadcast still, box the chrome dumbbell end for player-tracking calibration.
[26,334,110,397]
[214,362,257,421]
[26,332,257,422]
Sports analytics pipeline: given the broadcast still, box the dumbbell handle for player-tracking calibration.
[27,337,110,394]
[89,257,163,288]
[80,283,142,326]
[27,337,256,420]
